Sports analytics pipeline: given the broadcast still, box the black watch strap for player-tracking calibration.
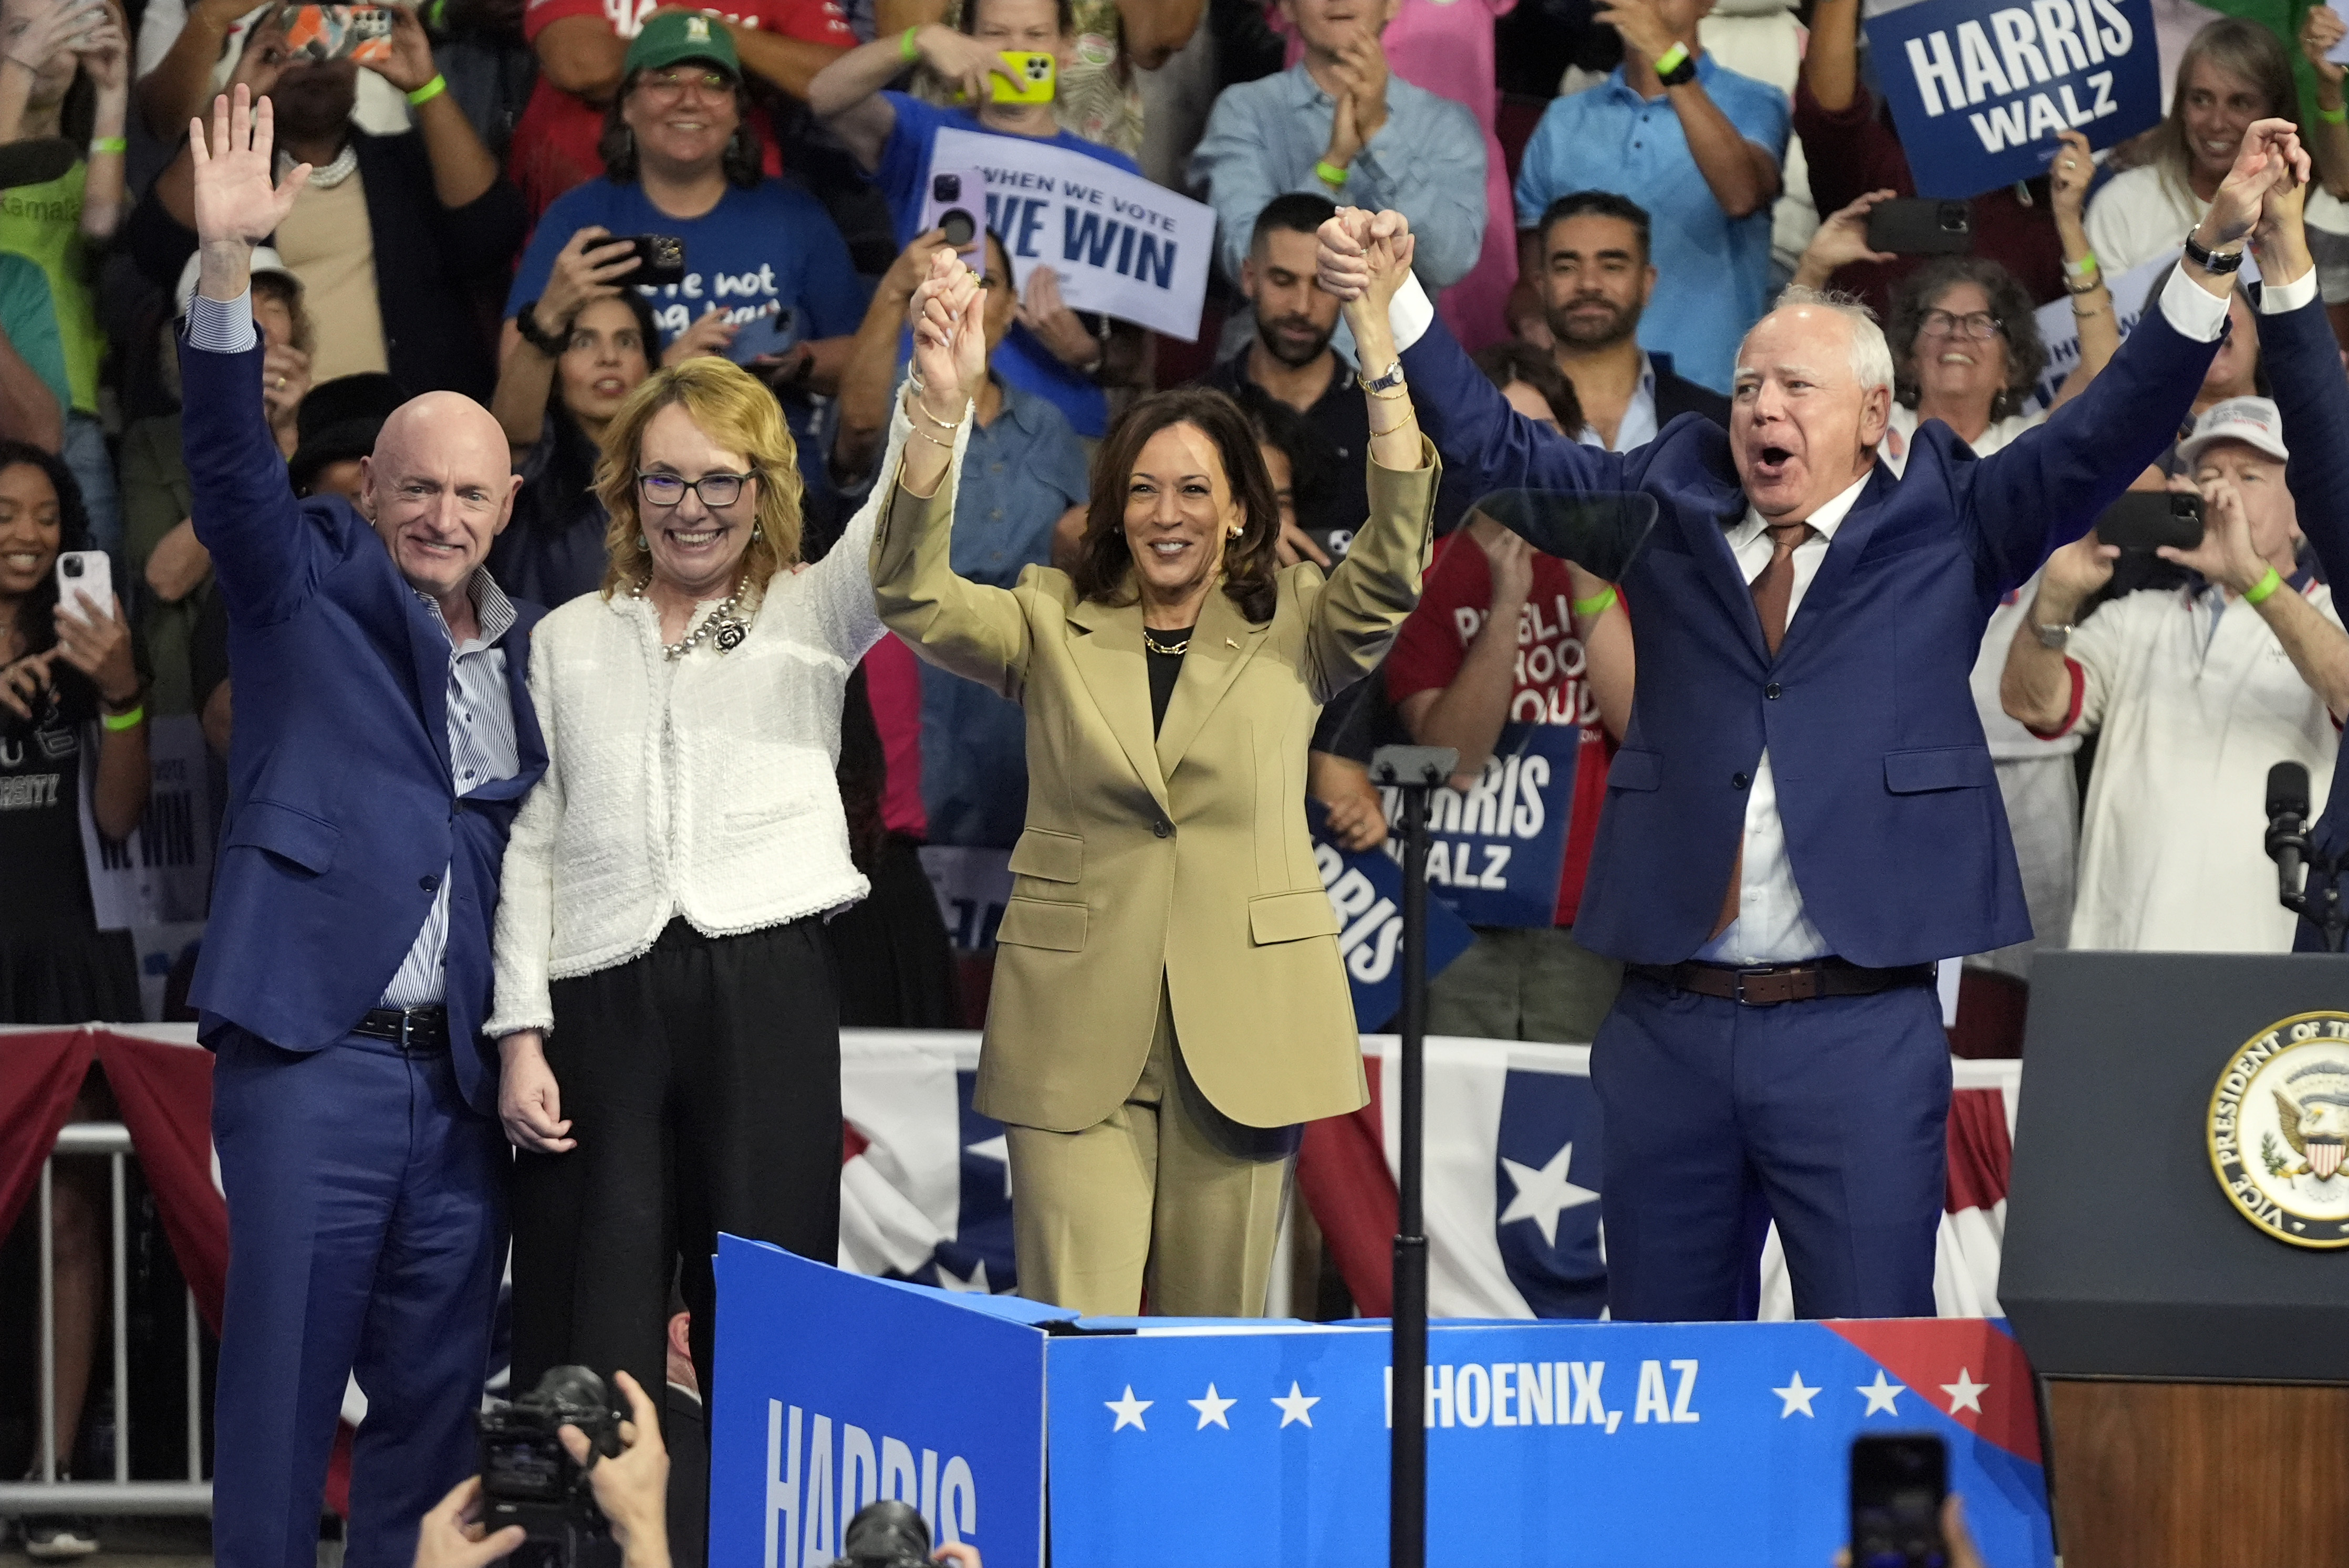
[1656,51,1699,86]
[2183,228,2247,274]
[515,300,569,354]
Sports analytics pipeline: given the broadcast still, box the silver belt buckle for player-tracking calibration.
[1733,965,1778,1006]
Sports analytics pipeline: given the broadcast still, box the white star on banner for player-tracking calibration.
[1498,1141,1600,1248]
[1106,1386,1151,1432]
[1271,1382,1320,1428]
[1940,1368,1988,1415]
[1188,1384,1237,1430]
[1857,1370,1905,1417]
[966,1134,1011,1198]
[1772,1372,1820,1418]
[935,1258,990,1294]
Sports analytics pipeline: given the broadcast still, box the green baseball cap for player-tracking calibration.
[623,11,739,77]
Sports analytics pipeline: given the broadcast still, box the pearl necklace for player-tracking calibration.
[280,143,359,190]
[635,577,747,661]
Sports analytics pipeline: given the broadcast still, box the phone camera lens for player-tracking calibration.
[61,557,80,577]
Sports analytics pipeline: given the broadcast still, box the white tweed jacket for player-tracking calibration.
[486,400,949,1037]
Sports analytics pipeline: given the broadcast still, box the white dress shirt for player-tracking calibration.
[1388,259,2240,963]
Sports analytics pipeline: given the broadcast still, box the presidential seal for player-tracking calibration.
[2208,1010,2349,1249]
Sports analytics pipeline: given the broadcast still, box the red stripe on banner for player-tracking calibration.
[0,1028,98,1241]
[1296,1055,1398,1316]
[1827,1318,2042,1464]
[1945,1088,2012,1215]
[94,1032,228,1335]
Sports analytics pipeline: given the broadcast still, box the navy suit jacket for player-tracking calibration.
[1399,304,2221,967]
[180,337,546,1114]
[2256,290,2349,877]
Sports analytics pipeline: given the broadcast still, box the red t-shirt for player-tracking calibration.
[512,0,856,218]
[1384,534,1616,926]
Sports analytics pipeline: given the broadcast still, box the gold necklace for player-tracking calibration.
[1142,628,1191,656]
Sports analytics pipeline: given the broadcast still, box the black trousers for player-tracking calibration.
[511,916,841,1430]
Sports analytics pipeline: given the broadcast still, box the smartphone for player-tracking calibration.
[2096,489,2205,552]
[621,234,686,289]
[723,306,800,366]
[1866,198,1972,256]
[271,4,394,65]
[54,550,111,622]
[918,168,988,263]
[992,49,1055,103]
[1850,1435,1949,1568]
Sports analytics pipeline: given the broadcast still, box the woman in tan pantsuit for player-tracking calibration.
[872,234,1434,1317]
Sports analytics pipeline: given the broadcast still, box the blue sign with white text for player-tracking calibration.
[1864,0,2160,197]
[1308,801,1474,1030]
[1385,722,1579,929]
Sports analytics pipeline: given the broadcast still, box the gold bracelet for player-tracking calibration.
[1365,382,1409,400]
[909,424,956,452]
[2071,303,2107,319]
[914,398,965,431]
[1368,412,1420,438]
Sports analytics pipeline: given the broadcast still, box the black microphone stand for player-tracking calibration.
[2277,841,2349,953]
[1368,743,1456,1568]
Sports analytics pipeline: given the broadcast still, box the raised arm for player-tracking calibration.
[2249,168,2349,584]
[870,249,1034,698]
[831,228,939,485]
[1964,121,2305,590]
[806,26,1015,173]
[370,6,497,210]
[178,85,322,628]
[1302,226,1435,703]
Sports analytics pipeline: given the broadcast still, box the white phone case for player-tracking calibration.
[54,549,112,621]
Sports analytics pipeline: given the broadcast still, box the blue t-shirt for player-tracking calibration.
[507,176,868,353]
[1512,58,1790,396]
[875,91,1140,438]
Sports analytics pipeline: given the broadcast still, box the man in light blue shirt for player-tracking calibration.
[1189,0,1484,351]
[1512,0,1788,394]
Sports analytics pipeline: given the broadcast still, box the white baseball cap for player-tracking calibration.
[2178,395,2291,468]
[174,246,303,321]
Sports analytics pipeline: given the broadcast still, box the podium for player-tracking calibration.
[2001,952,2349,1566]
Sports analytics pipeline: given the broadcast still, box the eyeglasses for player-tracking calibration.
[637,471,756,508]
[1917,309,2005,341]
[640,68,733,98]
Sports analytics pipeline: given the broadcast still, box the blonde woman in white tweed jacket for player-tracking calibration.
[483,354,949,1410]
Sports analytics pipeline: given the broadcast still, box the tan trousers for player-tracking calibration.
[1005,987,1299,1318]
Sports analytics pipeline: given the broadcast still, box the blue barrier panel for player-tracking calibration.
[713,1239,2052,1568]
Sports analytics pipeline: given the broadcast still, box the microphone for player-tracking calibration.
[2268,760,2312,909]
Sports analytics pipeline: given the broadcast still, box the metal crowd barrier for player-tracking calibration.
[0,1121,211,1515]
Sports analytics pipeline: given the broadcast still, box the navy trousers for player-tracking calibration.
[1589,975,1950,1322]
[210,1028,506,1568]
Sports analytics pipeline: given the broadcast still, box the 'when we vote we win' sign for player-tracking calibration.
[1864,0,2160,197]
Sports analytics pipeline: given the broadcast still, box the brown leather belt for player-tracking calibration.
[1625,958,1937,1007]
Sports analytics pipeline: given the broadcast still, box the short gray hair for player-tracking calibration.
[1744,286,1896,397]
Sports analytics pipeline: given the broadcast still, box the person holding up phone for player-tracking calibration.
[807,0,1147,440]
[2000,388,2349,952]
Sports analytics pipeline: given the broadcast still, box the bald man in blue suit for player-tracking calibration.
[1322,124,2309,1321]
[181,89,541,1567]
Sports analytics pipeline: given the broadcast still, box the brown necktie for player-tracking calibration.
[1711,520,1817,938]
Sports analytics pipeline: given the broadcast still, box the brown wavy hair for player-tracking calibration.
[1068,388,1283,624]
[1886,255,2048,419]
[2148,19,2296,206]
[595,358,806,597]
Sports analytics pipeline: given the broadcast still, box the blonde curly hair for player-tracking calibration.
[596,356,806,598]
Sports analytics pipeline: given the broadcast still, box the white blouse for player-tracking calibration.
[486,401,947,1037]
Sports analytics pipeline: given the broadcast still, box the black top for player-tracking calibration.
[1203,352,1368,552]
[487,413,609,610]
[1146,625,1193,735]
[0,662,98,933]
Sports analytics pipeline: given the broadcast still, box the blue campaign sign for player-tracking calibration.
[709,1239,1064,1568]
[1046,1316,2052,1568]
[1399,722,1579,929]
[1308,800,1474,1030]
[1863,0,2160,197]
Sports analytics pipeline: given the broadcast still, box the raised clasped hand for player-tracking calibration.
[2206,118,2309,245]
[907,246,984,420]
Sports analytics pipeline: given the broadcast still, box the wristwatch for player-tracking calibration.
[1358,359,1407,395]
[514,300,570,356]
[2182,227,2246,275]
[2032,620,2074,650]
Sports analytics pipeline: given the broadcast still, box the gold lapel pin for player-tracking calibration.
[1225,637,1239,649]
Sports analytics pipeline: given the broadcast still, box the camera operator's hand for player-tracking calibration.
[561,1370,669,1568]
[412,1477,525,1568]
[934,1546,982,1567]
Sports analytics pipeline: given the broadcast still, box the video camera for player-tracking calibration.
[829,1500,937,1568]
[477,1365,626,1568]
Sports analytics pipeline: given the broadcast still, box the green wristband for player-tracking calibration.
[88,136,125,155]
[406,73,447,107]
[1652,41,1690,75]
[2321,102,2347,125]
[1571,586,1617,619]
[900,25,920,62]
[101,703,143,732]
[2244,565,2285,604]
[1314,159,1347,190]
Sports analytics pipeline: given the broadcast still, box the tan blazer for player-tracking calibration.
[871,440,1438,1133]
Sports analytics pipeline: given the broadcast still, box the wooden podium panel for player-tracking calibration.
[2046,1381,2349,1567]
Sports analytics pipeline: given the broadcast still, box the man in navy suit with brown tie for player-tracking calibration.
[1321,122,2309,1322]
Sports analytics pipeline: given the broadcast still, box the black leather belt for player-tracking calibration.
[350,1005,450,1051]
[1626,958,1937,1007]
